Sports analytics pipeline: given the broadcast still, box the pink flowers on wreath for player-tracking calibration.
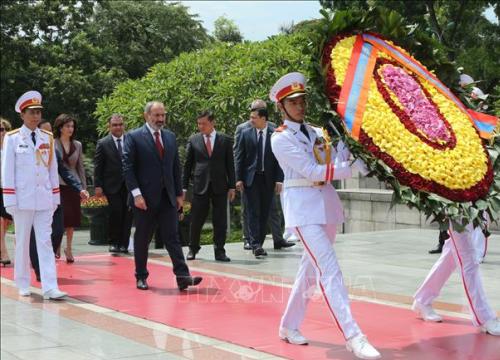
[381,65,452,144]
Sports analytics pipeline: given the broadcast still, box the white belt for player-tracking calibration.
[284,179,326,188]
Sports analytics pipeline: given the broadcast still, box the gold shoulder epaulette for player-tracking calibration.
[275,124,288,133]
[6,128,20,135]
[40,129,53,136]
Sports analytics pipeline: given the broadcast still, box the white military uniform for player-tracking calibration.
[2,123,61,293]
[414,223,496,326]
[271,119,363,340]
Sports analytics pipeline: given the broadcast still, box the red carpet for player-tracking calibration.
[2,254,499,359]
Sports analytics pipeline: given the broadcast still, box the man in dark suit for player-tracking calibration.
[123,101,202,291]
[183,111,235,262]
[94,114,133,254]
[234,100,294,252]
[235,105,284,258]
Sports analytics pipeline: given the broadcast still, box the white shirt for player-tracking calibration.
[204,129,216,151]
[145,122,163,146]
[255,125,267,171]
[111,134,124,151]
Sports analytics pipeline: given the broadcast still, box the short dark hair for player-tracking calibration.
[197,110,214,122]
[53,113,77,140]
[38,119,50,128]
[252,107,268,120]
[108,113,123,123]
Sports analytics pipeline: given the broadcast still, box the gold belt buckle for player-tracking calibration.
[313,181,325,186]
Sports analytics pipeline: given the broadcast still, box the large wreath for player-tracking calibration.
[322,33,493,203]
[306,8,500,231]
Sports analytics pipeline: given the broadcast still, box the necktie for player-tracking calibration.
[154,131,164,159]
[31,131,36,146]
[116,138,122,155]
[300,124,310,141]
[205,134,212,157]
[257,130,263,171]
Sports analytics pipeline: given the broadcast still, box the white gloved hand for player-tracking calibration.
[336,140,351,162]
[6,206,17,215]
[353,158,370,176]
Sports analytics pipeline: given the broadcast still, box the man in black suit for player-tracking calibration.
[235,105,284,258]
[234,100,293,252]
[183,111,235,262]
[94,114,133,254]
[123,101,202,291]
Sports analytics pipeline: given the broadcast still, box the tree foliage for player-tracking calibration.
[94,31,317,141]
[0,0,209,146]
[319,0,499,94]
[213,16,244,43]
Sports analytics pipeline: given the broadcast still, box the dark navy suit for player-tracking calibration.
[123,124,190,281]
[235,125,283,248]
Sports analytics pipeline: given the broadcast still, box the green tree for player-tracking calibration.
[213,16,243,43]
[94,31,316,142]
[319,0,499,94]
[0,0,209,145]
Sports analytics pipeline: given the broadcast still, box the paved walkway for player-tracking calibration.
[1,228,499,359]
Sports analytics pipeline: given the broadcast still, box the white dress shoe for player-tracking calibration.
[412,301,442,322]
[19,289,31,297]
[481,318,500,336]
[346,334,381,360]
[43,289,67,300]
[279,327,308,345]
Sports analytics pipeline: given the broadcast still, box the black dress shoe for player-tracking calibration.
[243,242,252,250]
[253,247,267,257]
[428,246,443,254]
[109,245,119,253]
[177,276,203,291]
[119,246,129,254]
[186,249,196,260]
[274,240,296,250]
[215,254,231,262]
[136,279,149,290]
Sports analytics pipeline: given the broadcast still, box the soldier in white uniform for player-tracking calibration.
[1,90,67,300]
[270,73,381,360]
[413,221,499,335]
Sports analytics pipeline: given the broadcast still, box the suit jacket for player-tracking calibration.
[123,125,182,209]
[94,134,125,195]
[56,148,82,193]
[183,132,235,195]
[54,139,87,189]
[235,124,283,188]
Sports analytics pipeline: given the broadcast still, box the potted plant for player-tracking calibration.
[81,196,109,245]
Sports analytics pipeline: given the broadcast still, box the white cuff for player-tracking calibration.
[131,188,142,197]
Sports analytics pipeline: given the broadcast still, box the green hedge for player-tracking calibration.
[94,31,324,140]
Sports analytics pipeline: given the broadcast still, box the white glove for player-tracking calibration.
[5,206,17,215]
[353,158,370,176]
[336,140,351,162]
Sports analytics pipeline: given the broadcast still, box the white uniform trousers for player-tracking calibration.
[471,226,487,264]
[13,209,58,293]
[414,226,496,326]
[280,224,361,340]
